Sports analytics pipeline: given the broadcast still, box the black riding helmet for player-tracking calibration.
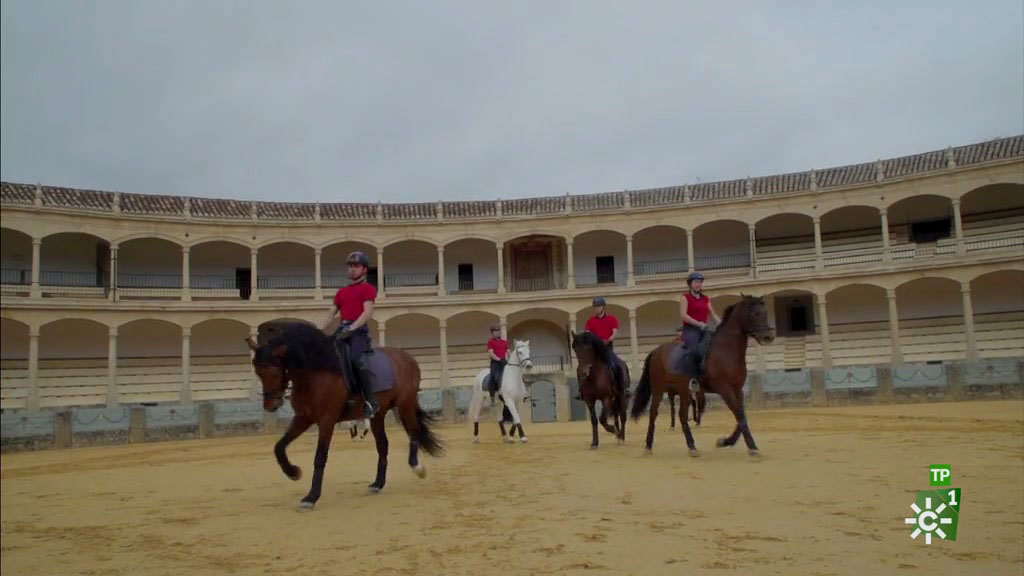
[686,272,704,285]
[592,296,606,307]
[490,324,501,333]
[347,251,370,267]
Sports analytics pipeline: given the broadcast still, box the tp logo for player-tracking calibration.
[904,465,961,545]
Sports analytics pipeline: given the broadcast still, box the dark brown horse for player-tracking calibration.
[570,331,630,448]
[668,383,706,429]
[246,321,444,509]
[630,295,774,456]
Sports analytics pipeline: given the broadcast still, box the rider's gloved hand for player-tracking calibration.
[338,328,353,340]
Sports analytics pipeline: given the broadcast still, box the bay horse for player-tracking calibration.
[570,331,630,448]
[468,339,534,444]
[668,385,707,430]
[246,321,444,509]
[630,295,774,456]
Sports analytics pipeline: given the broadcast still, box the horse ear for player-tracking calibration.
[244,337,259,352]
[271,344,287,358]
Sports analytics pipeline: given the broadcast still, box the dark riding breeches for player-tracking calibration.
[334,326,372,392]
[602,343,625,392]
[678,325,704,377]
[488,359,506,392]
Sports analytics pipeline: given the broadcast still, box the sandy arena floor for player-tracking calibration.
[2,401,1022,576]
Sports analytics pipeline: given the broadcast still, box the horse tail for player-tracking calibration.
[630,349,655,421]
[413,406,446,457]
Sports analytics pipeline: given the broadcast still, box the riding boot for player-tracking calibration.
[357,361,378,418]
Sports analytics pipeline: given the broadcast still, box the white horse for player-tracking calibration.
[468,339,533,444]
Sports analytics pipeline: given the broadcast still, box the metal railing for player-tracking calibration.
[117,273,182,288]
[384,273,437,288]
[39,270,106,287]
[257,275,315,289]
[1,269,30,285]
[634,258,688,277]
[574,272,628,287]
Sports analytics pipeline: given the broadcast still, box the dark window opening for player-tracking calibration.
[910,218,952,243]
[457,264,474,291]
[595,256,615,284]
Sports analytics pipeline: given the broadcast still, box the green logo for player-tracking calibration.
[905,466,961,545]
[929,464,951,486]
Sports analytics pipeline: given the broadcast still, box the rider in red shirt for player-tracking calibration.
[320,251,378,418]
[486,325,508,400]
[678,272,721,384]
[584,297,625,392]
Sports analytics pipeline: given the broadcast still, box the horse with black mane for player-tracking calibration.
[246,321,444,509]
[630,294,774,456]
[570,330,629,448]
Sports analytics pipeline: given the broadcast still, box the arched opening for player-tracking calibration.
[383,240,438,294]
[755,213,815,275]
[38,319,108,407]
[895,277,963,362]
[635,300,678,363]
[887,195,954,251]
[387,313,441,388]
[257,242,316,298]
[971,270,1024,359]
[190,240,252,300]
[0,318,29,408]
[191,319,253,401]
[572,230,627,287]
[40,232,111,297]
[117,319,183,404]
[505,234,566,293]
[763,289,819,338]
[826,284,890,366]
[633,225,688,280]
[820,205,886,268]
[322,241,377,292]
[959,184,1024,255]
[117,237,183,299]
[1,228,32,288]
[444,238,499,294]
[693,220,750,275]
[508,308,570,368]
[444,311,499,388]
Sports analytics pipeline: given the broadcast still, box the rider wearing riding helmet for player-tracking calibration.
[320,251,379,418]
[486,325,508,401]
[584,297,625,392]
[679,272,721,368]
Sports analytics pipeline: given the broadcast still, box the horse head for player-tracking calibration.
[570,331,598,381]
[245,337,289,412]
[511,339,533,371]
[736,294,775,345]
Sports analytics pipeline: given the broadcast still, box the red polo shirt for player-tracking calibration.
[585,314,619,340]
[487,338,508,360]
[333,281,376,321]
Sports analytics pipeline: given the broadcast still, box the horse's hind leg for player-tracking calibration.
[669,393,676,430]
[300,416,338,509]
[644,392,662,454]
[368,414,390,492]
[678,394,698,456]
[715,388,759,457]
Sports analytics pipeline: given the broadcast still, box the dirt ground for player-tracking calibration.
[2,401,1022,576]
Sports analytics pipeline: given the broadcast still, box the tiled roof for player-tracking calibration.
[121,192,185,215]
[0,182,35,204]
[2,135,1021,220]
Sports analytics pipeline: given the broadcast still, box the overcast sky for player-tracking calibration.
[1,1,1022,203]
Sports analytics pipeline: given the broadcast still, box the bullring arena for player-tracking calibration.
[2,136,1023,575]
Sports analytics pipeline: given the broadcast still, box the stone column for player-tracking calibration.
[566,239,576,290]
[748,224,757,277]
[107,327,118,407]
[685,229,695,273]
[887,289,902,364]
[437,246,446,296]
[813,217,823,270]
[628,309,639,373]
[108,244,118,302]
[626,234,635,286]
[439,320,449,389]
[952,199,965,256]
[496,244,506,294]
[500,315,508,340]
[880,208,891,263]
[314,248,322,300]
[181,246,191,301]
[30,238,42,298]
[961,282,978,362]
[249,248,259,301]
[378,320,387,347]
[817,296,832,369]
[27,328,40,411]
[376,247,386,299]
[181,327,192,403]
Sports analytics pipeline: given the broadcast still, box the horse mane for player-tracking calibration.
[720,303,737,324]
[257,322,343,375]
[720,295,763,328]
[574,330,610,359]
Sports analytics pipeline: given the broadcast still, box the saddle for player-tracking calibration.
[333,335,375,396]
[667,329,714,384]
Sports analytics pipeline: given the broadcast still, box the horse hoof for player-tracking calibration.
[412,464,426,479]
[590,444,599,450]
[367,484,383,494]
[504,437,516,444]
[287,467,302,481]
[473,437,479,444]
[689,449,700,458]
[297,500,315,511]
[715,438,730,448]
[643,448,653,456]
[748,449,761,458]
[520,437,529,444]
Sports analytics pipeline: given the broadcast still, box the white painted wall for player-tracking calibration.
[632,226,687,272]
[190,241,250,277]
[119,320,182,358]
[827,285,889,325]
[191,320,252,357]
[895,279,962,321]
[387,314,440,349]
[692,220,749,265]
[508,320,568,360]
[446,311,499,347]
[384,241,438,285]
[572,230,626,284]
[39,319,108,359]
[444,239,498,292]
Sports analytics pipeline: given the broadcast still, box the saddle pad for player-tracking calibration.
[665,341,688,377]
[363,349,396,393]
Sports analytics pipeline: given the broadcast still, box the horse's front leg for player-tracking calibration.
[598,401,617,434]
[716,389,759,457]
[678,394,699,457]
[669,393,677,430]
[275,415,313,481]
[586,399,600,449]
[368,413,390,492]
[504,397,527,443]
[299,416,338,509]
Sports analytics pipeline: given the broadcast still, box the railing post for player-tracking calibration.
[566,239,576,290]
[181,246,191,302]
[30,238,42,298]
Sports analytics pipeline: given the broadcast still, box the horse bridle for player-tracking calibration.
[255,358,292,402]
[506,343,531,368]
